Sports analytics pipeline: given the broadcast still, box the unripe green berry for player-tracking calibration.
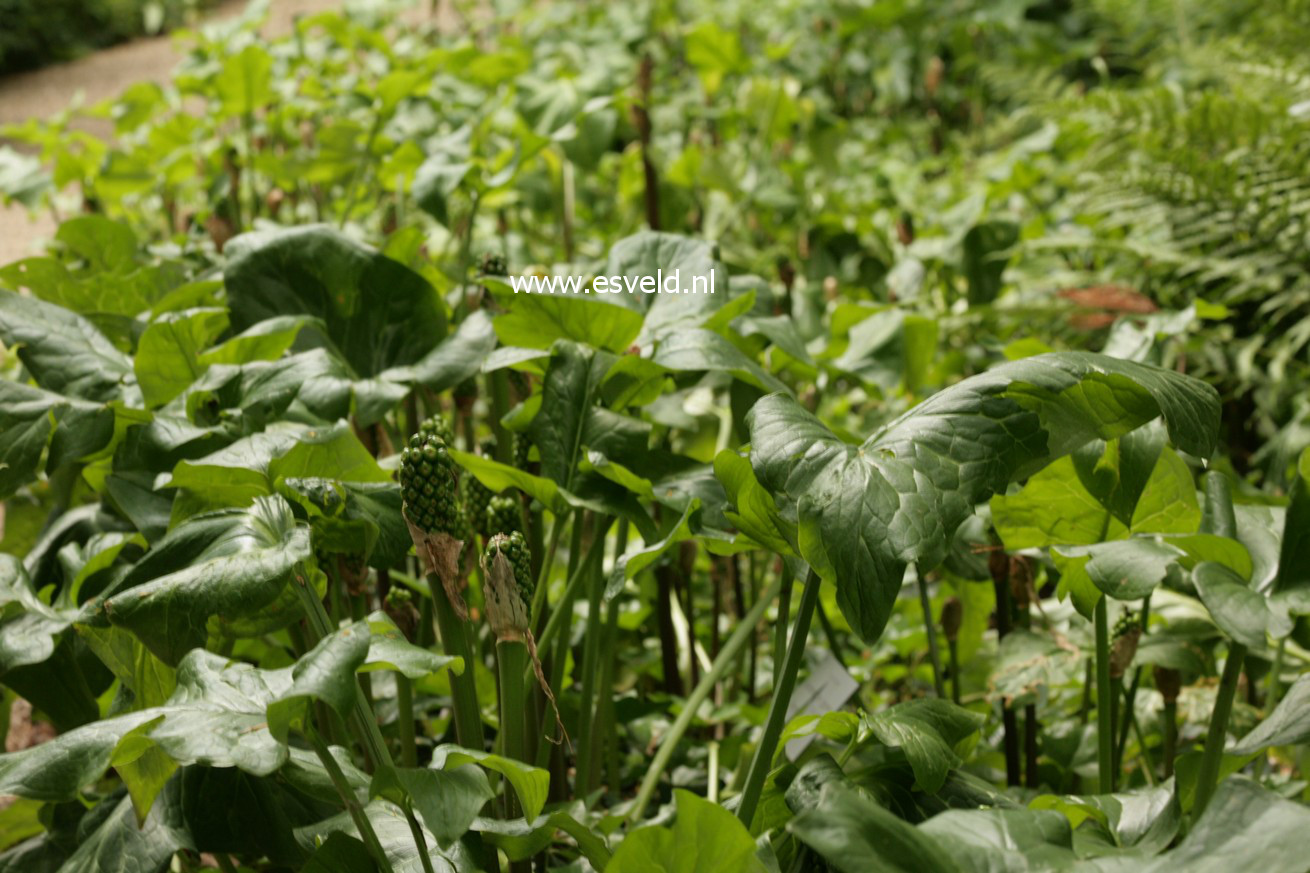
[485,495,521,538]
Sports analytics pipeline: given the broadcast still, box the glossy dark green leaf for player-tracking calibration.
[1193,561,1292,647]
[751,353,1219,641]
[168,423,388,514]
[267,620,371,742]
[0,292,130,402]
[862,699,985,793]
[378,308,496,392]
[472,805,611,868]
[104,496,313,664]
[653,329,787,394]
[529,340,612,489]
[294,797,472,873]
[54,784,191,873]
[789,783,959,873]
[1141,779,1310,872]
[225,225,445,379]
[918,807,1076,871]
[0,648,293,801]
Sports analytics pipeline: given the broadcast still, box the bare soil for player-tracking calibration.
[0,0,438,263]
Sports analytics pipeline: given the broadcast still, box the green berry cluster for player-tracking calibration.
[486,531,533,603]
[485,495,521,538]
[417,414,456,448]
[400,432,466,537]
[1113,611,1141,639]
[513,432,533,468]
[465,440,497,536]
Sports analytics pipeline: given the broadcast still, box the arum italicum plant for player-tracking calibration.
[401,416,485,751]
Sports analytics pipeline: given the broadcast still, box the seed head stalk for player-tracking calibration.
[1193,472,1243,819]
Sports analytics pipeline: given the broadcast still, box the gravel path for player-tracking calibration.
[0,0,435,263]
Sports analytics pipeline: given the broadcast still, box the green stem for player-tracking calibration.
[1130,710,1157,787]
[432,589,485,750]
[1193,470,1242,818]
[773,562,794,672]
[589,596,622,802]
[918,573,945,698]
[216,854,239,873]
[308,728,395,873]
[294,572,436,869]
[403,807,438,873]
[529,511,568,631]
[1115,596,1152,775]
[497,640,529,815]
[630,574,783,822]
[1268,636,1286,711]
[577,522,628,798]
[1162,700,1178,778]
[538,533,605,767]
[1194,641,1246,818]
[1108,675,1121,791]
[1095,597,1114,793]
[737,569,821,829]
[528,522,610,686]
[397,674,417,768]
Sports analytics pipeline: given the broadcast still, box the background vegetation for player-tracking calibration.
[0,0,208,74]
[0,0,1306,870]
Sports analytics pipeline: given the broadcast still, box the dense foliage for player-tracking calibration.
[0,0,206,74]
[0,0,1307,870]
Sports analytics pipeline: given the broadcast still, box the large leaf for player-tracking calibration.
[1138,778,1310,872]
[862,699,984,794]
[53,784,191,873]
[749,353,1219,641]
[103,496,313,664]
[919,807,1077,871]
[1230,672,1310,755]
[371,764,492,846]
[1193,561,1292,647]
[609,789,767,873]
[167,422,389,514]
[0,292,131,402]
[379,308,496,391]
[789,783,959,873]
[487,279,644,353]
[267,621,371,742]
[529,340,613,489]
[134,308,229,408]
[430,746,549,822]
[224,225,446,378]
[0,650,293,801]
